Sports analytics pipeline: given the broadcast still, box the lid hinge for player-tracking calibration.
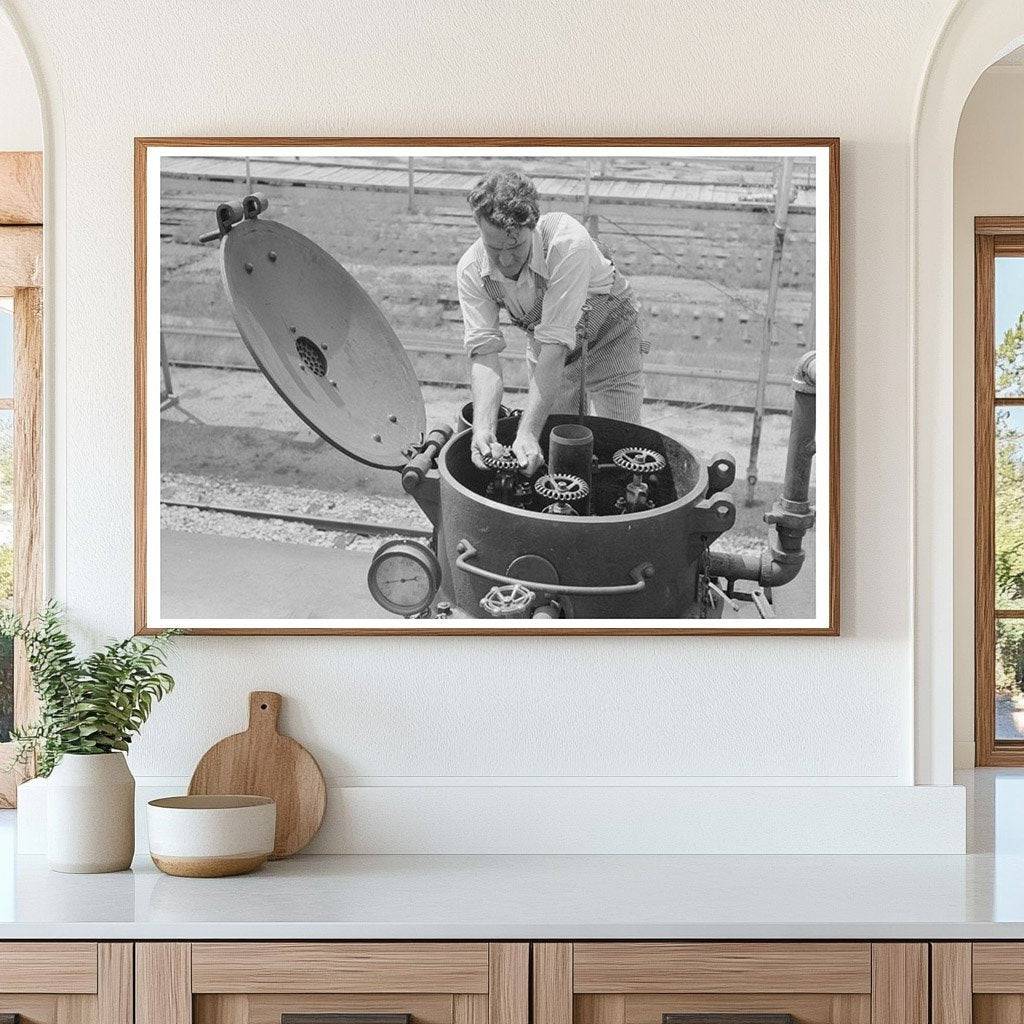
[199,192,269,243]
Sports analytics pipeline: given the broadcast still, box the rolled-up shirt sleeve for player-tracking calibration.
[457,254,505,357]
[534,239,592,350]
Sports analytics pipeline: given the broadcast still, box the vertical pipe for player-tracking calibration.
[745,156,794,506]
[582,159,591,219]
[244,157,252,194]
[407,156,416,213]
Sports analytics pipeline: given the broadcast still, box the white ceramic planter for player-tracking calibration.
[46,752,135,873]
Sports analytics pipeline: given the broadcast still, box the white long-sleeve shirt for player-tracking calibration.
[456,212,617,357]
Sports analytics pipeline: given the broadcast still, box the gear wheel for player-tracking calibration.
[612,447,666,475]
[534,473,589,502]
[482,447,519,472]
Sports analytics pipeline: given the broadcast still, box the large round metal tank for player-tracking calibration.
[436,414,736,619]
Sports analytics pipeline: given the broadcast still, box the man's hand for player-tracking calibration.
[512,431,544,476]
[471,429,505,470]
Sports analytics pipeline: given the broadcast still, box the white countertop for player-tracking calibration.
[0,769,1021,941]
[1,847,1023,940]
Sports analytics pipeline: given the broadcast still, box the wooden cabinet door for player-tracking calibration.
[0,942,132,1024]
[137,943,528,1024]
[534,943,927,1024]
[933,943,1024,1024]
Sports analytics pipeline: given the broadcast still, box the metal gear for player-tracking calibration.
[612,446,666,475]
[482,447,519,472]
[534,473,589,502]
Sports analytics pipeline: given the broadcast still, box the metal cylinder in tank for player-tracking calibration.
[548,423,594,513]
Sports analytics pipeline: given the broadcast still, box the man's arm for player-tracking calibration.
[469,352,506,469]
[457,253,506,469]
[512,344,566,473]
[513,234,591,473]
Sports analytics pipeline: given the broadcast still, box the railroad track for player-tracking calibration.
[161,499,432,539]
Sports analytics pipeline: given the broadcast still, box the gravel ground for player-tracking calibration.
[160,472,429,552]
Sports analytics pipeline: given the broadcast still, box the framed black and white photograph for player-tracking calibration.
[135,138,839,635]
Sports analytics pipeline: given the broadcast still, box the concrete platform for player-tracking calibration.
[160,530,396,620]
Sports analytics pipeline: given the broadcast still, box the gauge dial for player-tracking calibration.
[367,540,442,617]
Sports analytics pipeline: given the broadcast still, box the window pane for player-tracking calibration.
[996,257,1024,396]
[0,409,11,742]
[998,620,1024,739]
[0,301,12,399]
[997,406,1024,610]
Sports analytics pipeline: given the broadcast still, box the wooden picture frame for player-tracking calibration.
[135,137,839,636]
[0,151,43,806]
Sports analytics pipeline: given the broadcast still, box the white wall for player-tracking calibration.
[952,64,1024,767]
[0,0,975,851]
[0,8,39,151]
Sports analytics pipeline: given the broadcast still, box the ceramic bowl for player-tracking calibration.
[147,795,276,877]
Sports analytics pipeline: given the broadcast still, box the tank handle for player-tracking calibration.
[455,540,652,597]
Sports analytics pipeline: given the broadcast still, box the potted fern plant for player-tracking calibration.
[2,603,177,873]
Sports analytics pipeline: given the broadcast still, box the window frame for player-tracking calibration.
[975,217,1024,765]
[0,151,43,806]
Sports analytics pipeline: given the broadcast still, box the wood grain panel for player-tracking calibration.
[454,994,487,1024]
[972,944,1024,992]
[0,226,42,292]
[535,944,573,1024]
[136,943,192,1024]
[13,285,42,737]
[931,944,971,1024]
[975,995,1024,1024]
[192,943,489,994]
[870,945,927,1024]
[56,994,95,1024]
[0,152,42,224]
[576,995,626,1024]
[831,995,871,1024]
[232,993,453,1024]
[489,943,528,1024]
[0,943,97,993]
[573,944,872,994]
[97,944,133,1024]
[623,993,836,1024]
[194,995,250,1024]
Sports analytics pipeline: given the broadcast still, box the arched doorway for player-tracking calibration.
[914,0,1024,785]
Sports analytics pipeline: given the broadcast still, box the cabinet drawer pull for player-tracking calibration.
[665,1016,796,1024]
[283,1016,411,1024]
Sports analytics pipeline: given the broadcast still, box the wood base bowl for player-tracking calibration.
[147,795,276,878]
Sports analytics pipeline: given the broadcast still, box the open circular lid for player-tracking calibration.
[220,218,426,469]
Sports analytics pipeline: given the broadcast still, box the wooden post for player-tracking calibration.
[745,156,794,505]
[582,159,592,219]
[407,156,416,213]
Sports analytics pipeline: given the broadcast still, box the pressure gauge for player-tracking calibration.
[367,540,442,617]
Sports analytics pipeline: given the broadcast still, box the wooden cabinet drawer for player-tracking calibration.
[0,942,130,1024]
[0,942,98,993]
[138,942,528,1024]
[535,943,926,1024]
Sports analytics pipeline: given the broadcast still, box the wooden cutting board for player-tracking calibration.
[188,691,326,859]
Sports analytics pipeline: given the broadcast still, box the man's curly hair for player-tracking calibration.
[467,165,540,235]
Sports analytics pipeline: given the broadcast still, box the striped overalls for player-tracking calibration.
[481,252,649,424]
